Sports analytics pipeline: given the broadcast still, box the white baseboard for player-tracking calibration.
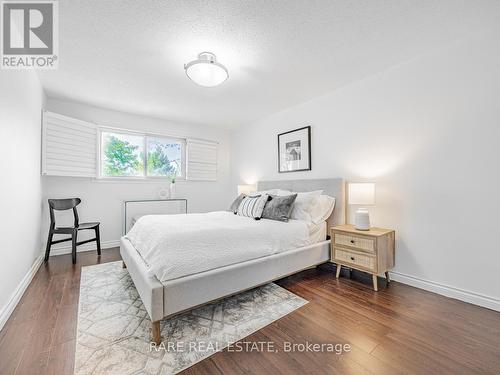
[389,271,500,312]
[48,239,120,256]
[0,254,44,331]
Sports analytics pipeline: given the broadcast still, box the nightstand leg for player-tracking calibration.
[336,264,341,278]
[385,271,390,283]
[372,275,378,291]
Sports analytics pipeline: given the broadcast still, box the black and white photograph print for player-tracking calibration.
[278,126,311,173]
[285,140,301,161]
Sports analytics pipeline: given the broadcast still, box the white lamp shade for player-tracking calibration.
[348,183,375,205]
[237,184,256,196]
[185,52,228,87]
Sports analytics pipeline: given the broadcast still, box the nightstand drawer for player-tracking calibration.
[334,233,375,253]
[334,248,376,271]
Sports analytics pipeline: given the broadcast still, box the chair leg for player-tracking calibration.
[44,231,54,262]
[95,226,101,256]
[72,230,77,264]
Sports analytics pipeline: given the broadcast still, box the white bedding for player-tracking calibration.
[309,221,327,244]
[125,211,325,283]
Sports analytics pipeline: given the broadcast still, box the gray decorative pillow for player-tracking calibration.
[262,194,297,222]
[229,194,246,213]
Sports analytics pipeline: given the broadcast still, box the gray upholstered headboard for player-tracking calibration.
[257,178,346,230]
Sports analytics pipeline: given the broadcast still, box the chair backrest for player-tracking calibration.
[48,198,81,227]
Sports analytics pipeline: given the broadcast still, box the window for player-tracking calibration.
[42,111,217,180]
[101,131,144,177]
[147,137,183,177]
[99,130,185,179]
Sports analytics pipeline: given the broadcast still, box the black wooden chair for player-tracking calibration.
[44,198,101,264]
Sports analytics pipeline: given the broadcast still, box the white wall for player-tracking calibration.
[42,98,232,252]
[0,69,45,327]
[231,30,500,308]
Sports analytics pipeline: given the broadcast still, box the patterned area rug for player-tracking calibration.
[74,261,307,375]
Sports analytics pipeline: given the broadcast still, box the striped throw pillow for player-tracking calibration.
[236,194,269,219]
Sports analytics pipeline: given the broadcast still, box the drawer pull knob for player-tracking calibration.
[350,256,355,261]
[350,240,355,244]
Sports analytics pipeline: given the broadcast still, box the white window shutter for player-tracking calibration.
[42,111,97,177]
[186,138,218,181]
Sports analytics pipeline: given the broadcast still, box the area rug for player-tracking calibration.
[74,261,307,375]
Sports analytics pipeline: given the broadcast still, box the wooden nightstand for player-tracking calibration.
[331,224,395,291]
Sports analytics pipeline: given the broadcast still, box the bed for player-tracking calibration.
[120,178,345,343]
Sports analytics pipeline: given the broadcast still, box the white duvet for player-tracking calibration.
[125,211,319,283]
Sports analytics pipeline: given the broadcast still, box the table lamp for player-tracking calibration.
[348,183,375,230]
[237,184,256,196]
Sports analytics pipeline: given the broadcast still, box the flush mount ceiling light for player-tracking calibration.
[184,52,229,87]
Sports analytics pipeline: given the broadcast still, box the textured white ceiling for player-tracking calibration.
[38,0,500,129]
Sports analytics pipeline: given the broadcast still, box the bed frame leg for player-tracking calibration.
[122,261,127,269]
[152,321,161,344]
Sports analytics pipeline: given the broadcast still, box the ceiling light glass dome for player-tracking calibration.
[184,52,229,87]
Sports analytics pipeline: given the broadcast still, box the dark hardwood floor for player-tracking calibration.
[1,248,499,375]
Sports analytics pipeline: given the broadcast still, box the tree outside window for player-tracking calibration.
[147,137,182,177]
[100,131,184,178]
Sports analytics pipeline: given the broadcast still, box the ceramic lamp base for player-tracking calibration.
[354,208,370,231]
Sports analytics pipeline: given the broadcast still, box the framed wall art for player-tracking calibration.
[277,126,311,173]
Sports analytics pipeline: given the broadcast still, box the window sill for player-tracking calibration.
[92,177,186,184]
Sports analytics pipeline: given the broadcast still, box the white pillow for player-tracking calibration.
[255,189,279,196]
[310,195,336,224]
[275,189,294,196]
[276,189,323,222]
